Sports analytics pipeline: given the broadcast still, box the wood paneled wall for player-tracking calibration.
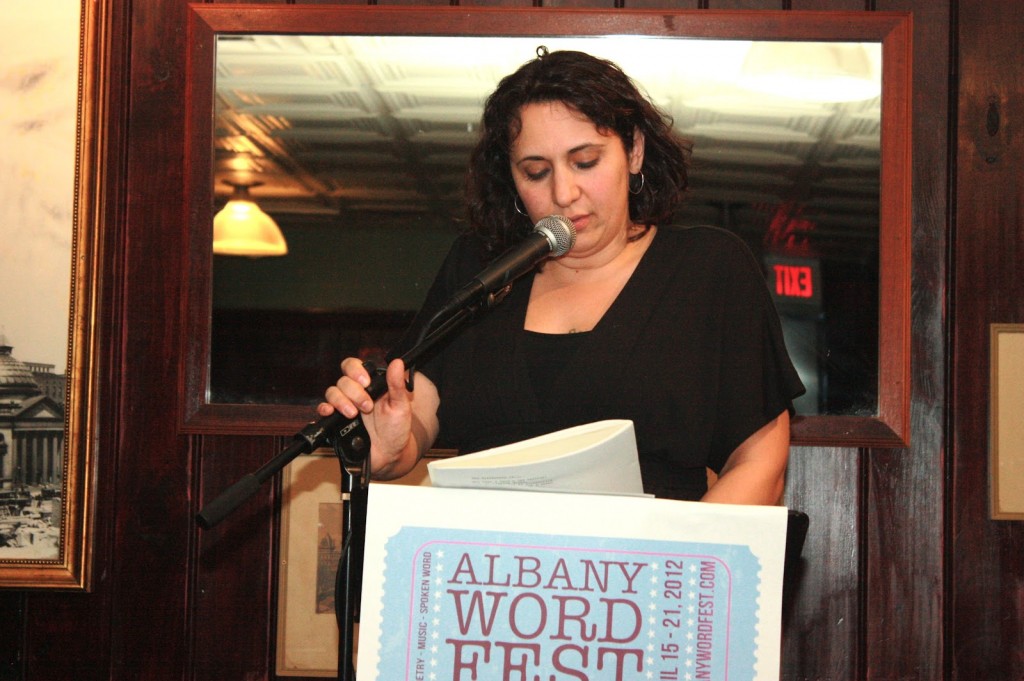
[2,0,1022,680]
[952,0,1024,677]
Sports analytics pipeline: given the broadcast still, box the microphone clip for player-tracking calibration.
[328,415,372,467]
[485,283,513,309]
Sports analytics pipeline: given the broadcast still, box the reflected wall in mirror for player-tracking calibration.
[185,8,911,446]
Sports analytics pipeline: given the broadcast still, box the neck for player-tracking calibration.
[548,224,656,281]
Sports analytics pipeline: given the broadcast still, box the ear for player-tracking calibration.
[628,128,646,174]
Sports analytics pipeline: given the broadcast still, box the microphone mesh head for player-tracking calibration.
[534,215,576,257]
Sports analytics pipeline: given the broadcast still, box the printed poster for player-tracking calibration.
[358,485,787,681]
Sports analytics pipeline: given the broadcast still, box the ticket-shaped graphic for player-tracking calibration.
[371,527,762,681]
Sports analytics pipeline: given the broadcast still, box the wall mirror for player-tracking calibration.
[183,6,911,447]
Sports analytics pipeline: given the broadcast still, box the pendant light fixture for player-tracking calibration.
[213,181,288,257]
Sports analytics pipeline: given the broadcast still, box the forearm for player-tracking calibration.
[700,459,785,505]
[366,370,440,481]
[701,411,790,506]
[369,411,438,481]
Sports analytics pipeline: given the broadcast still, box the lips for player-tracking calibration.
[568,214,589,231]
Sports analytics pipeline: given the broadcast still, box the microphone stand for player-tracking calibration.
[196,302,482,681]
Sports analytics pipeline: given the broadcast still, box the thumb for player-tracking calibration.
[384,358,410,404]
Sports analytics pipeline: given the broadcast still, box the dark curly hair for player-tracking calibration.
[466,48,691,253]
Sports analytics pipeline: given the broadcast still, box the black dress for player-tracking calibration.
[398,225,805,501]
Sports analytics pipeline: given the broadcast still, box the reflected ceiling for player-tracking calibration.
[213,35,881,249]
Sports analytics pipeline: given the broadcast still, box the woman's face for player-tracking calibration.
[509,101,644,263]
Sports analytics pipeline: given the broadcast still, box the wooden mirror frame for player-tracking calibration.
[181,5,912,448]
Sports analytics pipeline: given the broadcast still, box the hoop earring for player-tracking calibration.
[514,195,528,216]
[628,172,645,195]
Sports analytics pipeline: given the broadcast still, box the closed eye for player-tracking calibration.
[522,159,597,181]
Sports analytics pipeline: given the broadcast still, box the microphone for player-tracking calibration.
[434,215,576,321]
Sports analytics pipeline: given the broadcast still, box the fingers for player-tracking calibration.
[319,357,378,419]
[341,356,373,388]
[317,357,410,420]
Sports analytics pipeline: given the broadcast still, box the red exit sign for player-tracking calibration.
[764,256,821,310]
[773,263,814,298]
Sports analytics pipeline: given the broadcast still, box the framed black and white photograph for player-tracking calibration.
[0,0,105,589]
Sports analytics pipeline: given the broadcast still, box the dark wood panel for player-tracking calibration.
[294,0,368,6]
[377,0,453,5]
[460,0,537,7]
[543,0,620,7]
[22,589,114,680]
[707,0,783,8]
[952,0,1024,679]
[624,0,701,7]
[864,447,944,678]
[863,0,951,677]
[87,0,196,676]
[781,446,862,681]
[0,592,24,681]
[791,0,866,8]
[193,435,281,680]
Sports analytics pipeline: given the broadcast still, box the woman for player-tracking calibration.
[318,48,804,504]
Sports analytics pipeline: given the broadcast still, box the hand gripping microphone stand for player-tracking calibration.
[195,215,575,681]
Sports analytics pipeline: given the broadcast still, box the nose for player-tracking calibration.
[551,168,579,208]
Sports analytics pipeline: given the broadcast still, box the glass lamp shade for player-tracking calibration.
[739,42,880,103]
[213,197,288,257]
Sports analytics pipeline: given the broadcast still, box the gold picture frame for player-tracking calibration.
[0,0,107,589]
[990,324,1024,520]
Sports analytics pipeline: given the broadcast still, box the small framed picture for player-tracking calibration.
[990,324,1024,520]
[275,450,442,676]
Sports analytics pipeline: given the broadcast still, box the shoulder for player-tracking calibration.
[446,230,491,261]
[648,225,775,312]
[657,224,752,252]
[653,225,762,272]
[435,231,492,283]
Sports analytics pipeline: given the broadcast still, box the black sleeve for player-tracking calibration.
[706,230,805,472]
